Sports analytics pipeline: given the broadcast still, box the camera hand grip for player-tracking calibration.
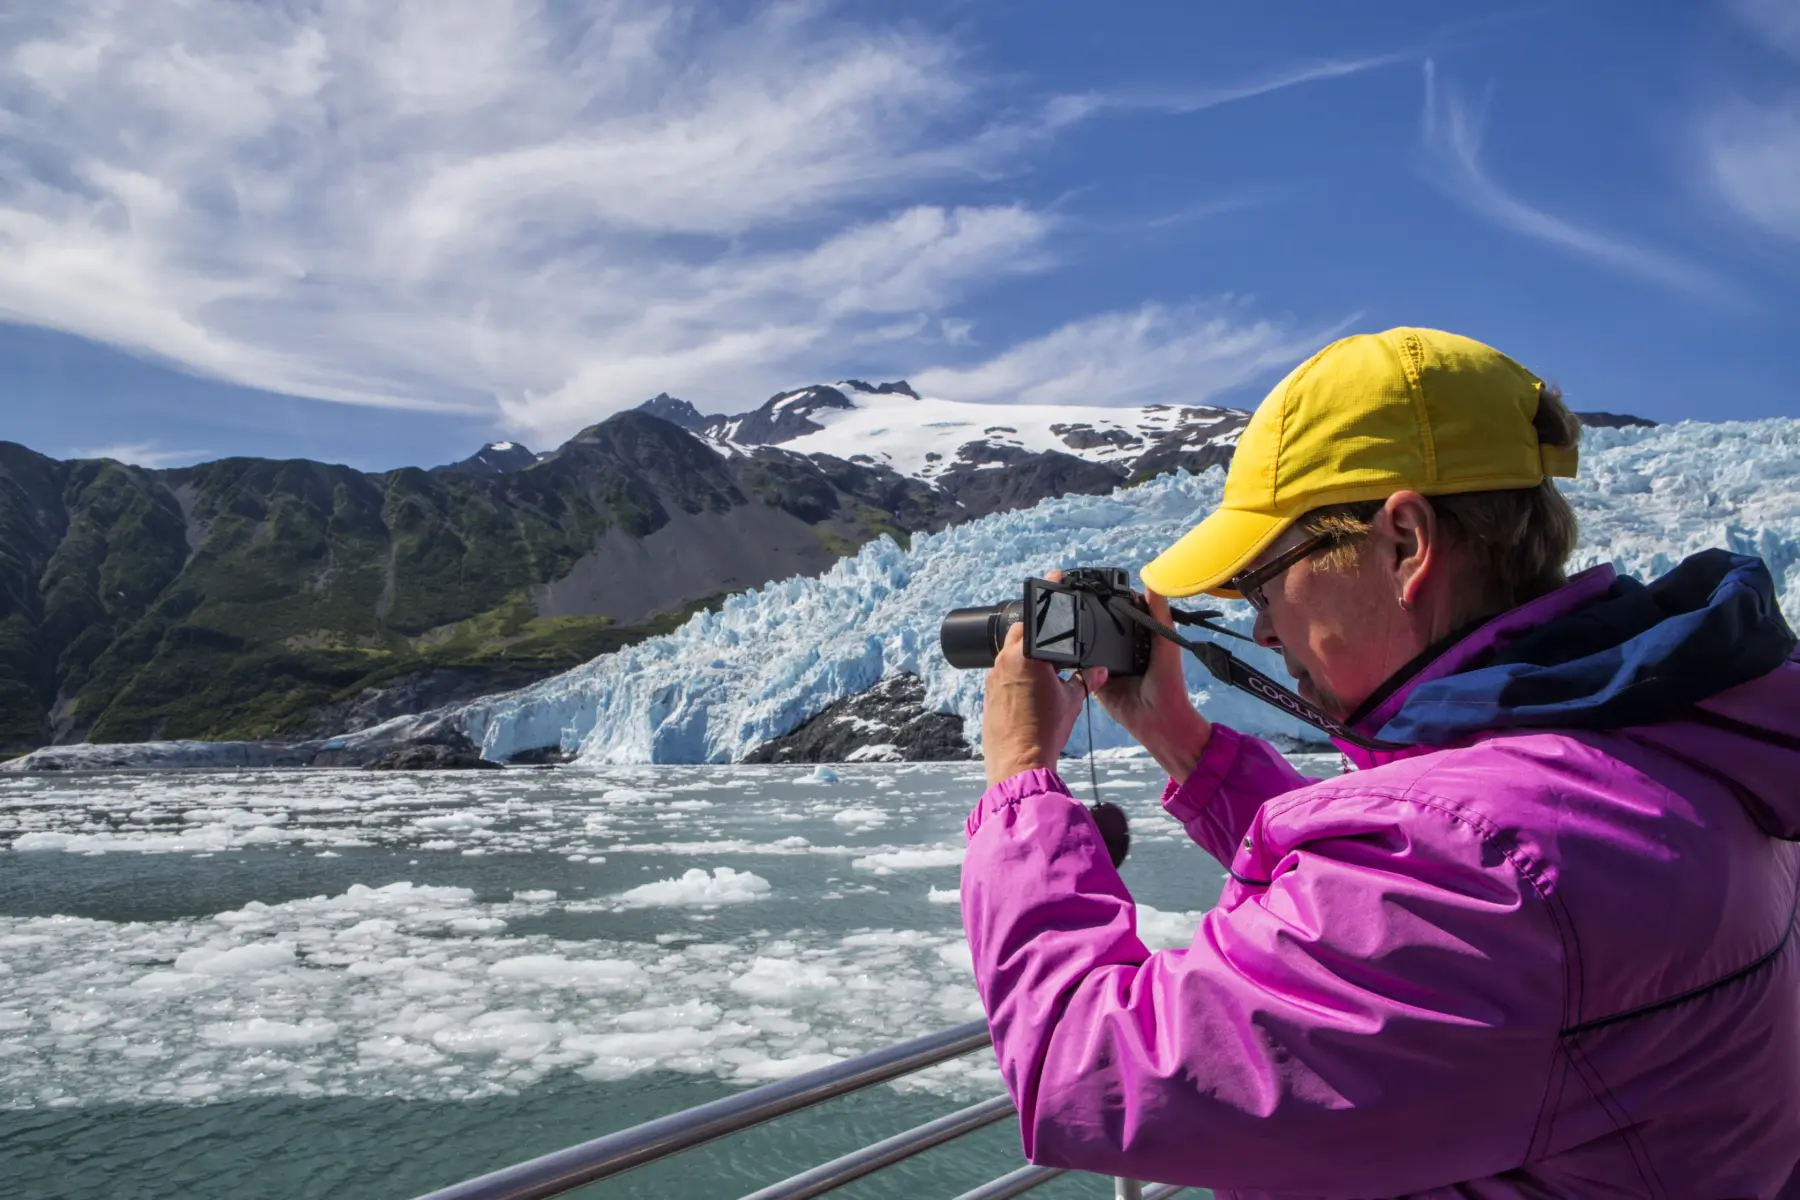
[1088,801,1130,868]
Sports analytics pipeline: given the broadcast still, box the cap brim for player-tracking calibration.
[1140,507,1294,599]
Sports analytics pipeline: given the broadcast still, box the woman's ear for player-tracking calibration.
[1380,491,1438,610]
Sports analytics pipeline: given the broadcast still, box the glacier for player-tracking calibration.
[451,418,1800,766]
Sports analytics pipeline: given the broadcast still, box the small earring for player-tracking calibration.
[1398,595,1412,612]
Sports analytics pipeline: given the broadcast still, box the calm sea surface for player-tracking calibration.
[0,756,1329,1199]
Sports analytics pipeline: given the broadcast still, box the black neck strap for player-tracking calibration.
[1107,598,1410,752]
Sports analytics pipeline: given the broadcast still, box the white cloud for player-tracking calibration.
[1703,101,1800,241]
[1730,0,1800,58]
[1702,3,1800,243]
[0,0,1018,432]
[912,304,1334,408]
[0,2,1363,441]
[1419,61,1731,298]
[70,442,211,469]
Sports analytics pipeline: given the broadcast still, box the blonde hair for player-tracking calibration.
[1300,385,1582,613]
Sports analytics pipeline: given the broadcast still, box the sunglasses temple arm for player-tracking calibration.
[1107,599,1406,752]
[1167,607,1256,644]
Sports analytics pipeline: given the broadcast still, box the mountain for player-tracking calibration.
[434,441,540,476]
[15,417,1792,773]
[0,412,961,752]
[643,378,1251,518]
[0,366,1664,757]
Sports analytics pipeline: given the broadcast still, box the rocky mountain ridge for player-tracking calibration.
[0,377,1656,755]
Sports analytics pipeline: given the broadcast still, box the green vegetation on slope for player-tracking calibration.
[0,412,957,750]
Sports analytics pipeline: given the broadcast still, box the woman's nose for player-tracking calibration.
[1252,607,1280,649]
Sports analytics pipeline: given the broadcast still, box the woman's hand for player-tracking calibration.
[1089,586,1213,783]
[981,621,1094,786]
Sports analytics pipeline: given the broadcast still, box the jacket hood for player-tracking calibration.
[1371,549,1800,839]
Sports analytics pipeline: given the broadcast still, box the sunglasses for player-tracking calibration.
[1228,534,1335,612]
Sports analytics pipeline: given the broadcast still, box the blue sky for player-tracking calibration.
[0,0,1796,472]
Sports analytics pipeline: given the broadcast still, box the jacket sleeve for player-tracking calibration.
[960,771,1563,1196]
[1159,724,1317,866]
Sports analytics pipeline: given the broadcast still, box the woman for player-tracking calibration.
[964,328,1800,1198]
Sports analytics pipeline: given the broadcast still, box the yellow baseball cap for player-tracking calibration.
[1140,327,1579,599]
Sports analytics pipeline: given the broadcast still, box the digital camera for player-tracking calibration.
[939,567,1153,677]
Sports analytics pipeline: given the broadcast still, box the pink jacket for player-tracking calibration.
[962,558,1800,1198]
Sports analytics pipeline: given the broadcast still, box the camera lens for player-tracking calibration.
[939,600,1023,668]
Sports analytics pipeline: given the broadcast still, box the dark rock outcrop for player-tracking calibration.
[936,445,1128,519]
[288,667,560,739]
[505,744,574,766]
[742,674,971,763]
[634,393,711,432]
[702,385,858,446]
[363,731,501,771]
[843,379,920,398]
[1576,412,1658,429]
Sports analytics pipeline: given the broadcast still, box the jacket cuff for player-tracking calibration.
[1160,724,1244,823]
[966,768,1072,840]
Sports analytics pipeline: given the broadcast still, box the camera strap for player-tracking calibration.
[1105,599,1409,752]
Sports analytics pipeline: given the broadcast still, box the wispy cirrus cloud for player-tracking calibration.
[1419,60,1731,299]
[913,303,1342,408]
[0,1,1369,443]
[1049,53,1409,125]
[1701,0,1800,243]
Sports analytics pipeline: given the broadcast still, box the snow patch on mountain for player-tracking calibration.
[771,385,1246,482]
[449,419,1800,766]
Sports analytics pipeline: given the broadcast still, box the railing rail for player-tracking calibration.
[411,1018,1181,1200]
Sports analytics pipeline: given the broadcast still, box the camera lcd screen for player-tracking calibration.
[1025,580,1087,665]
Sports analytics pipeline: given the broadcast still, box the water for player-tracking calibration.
[0,757,1333,1198]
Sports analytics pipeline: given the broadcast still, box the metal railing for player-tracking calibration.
[412,1020,1186,1200]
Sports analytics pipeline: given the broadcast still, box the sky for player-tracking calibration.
[0,0,1796,473]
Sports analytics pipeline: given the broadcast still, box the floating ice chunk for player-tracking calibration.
[616,868,772,908]
[832,806,888,827]
[401,967,466,993]
[926,887,960,905]
[851,847,963,873]
[728,1050,846,1081]
[729,956,836,1003]
[200,1018,339,1048]
[173,942,296,975]
[601,788,672,805]
[936,942,975,974]
[416,812,490,831]
[807,766,839,784]
[512,890,558,903]
[487,956,647,991]
[432,1010,558,1059]
[1136,905,1203,951]
[357,1036,447,1067]
[11,833,72,852]
[611,1000,723,1031]
[183,808,287,827]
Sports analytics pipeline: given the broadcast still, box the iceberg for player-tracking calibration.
[450,418,1800,765]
